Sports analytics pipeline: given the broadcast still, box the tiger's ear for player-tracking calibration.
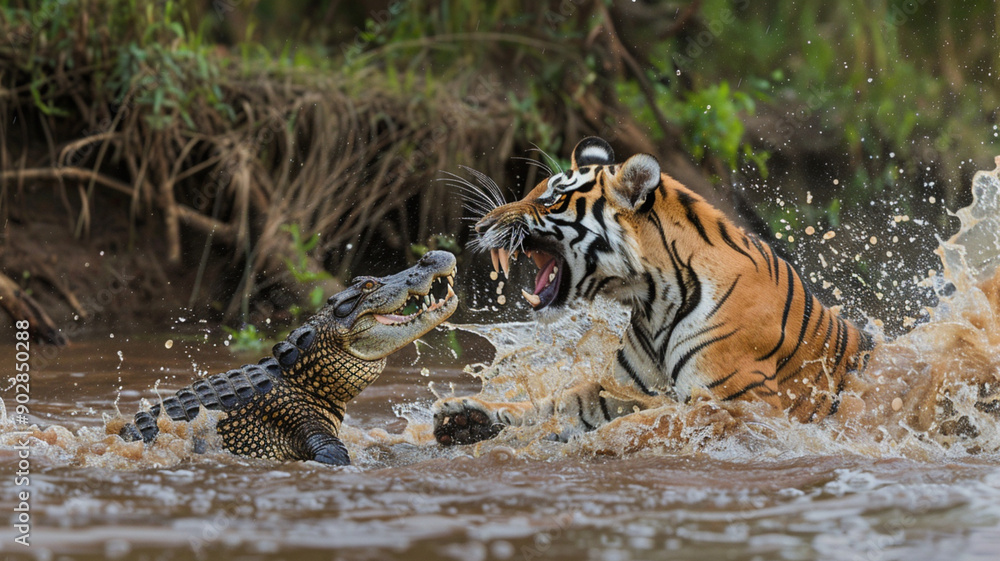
[612,154,661,209]
[571,137,615,169]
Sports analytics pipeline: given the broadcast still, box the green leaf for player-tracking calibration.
[309,286,325,308]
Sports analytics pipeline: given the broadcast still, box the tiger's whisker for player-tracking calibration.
[441,171,506,211]
[530,144,564,175]
[442,178,501,213]
[512,156,553,177]
[459,165,509,208]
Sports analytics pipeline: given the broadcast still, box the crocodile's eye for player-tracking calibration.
[362,280,377,292]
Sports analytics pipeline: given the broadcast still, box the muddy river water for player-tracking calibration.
[3,164,1000,560]
[1,335,999,561]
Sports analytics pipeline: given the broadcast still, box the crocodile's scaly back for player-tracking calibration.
[275,324,386,404]
[119,251,458,465]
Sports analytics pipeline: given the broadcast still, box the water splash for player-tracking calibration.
[938,156,1000,285]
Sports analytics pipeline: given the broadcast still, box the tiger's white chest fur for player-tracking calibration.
[612,271,725,400]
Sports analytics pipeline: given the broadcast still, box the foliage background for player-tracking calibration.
[0,0,996,338]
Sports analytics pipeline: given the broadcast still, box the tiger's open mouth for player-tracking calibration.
[489,246,565,310]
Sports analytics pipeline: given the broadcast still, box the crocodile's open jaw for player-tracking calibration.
[340,251,459,361]
[374,273,456,326]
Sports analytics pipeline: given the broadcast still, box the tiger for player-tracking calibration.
[433,136,873,446]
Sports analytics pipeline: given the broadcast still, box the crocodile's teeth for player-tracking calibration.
[446,284,456,300]
[447,275,454,287]
[498,248,510,279]
[521,289,541,307]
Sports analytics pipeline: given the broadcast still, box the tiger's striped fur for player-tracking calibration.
[433,137,872,445]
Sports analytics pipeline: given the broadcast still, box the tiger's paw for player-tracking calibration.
[432,397,509,446]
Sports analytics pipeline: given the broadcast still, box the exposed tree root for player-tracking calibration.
[0,271,66,345]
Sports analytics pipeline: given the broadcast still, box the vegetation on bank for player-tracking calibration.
[1,0,997,339]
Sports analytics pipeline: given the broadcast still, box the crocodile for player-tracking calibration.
[119,250,458,465]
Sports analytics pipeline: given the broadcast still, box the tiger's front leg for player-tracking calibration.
[432,382,642,445]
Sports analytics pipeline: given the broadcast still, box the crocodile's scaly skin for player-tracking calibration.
[119,251,458,465]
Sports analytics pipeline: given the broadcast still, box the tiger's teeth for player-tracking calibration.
[521,289,541,307]
[491,249,500,275]
[512,250,519,261]
[548,273,556,283]
[498,248,510,279]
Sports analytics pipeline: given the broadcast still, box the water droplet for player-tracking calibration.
[165,339,174,349]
